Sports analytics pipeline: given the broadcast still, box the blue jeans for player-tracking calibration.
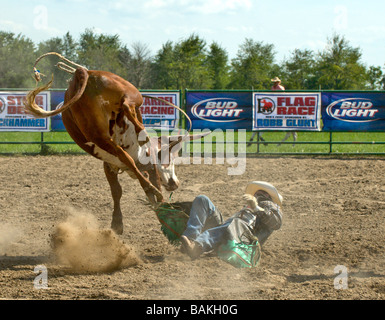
[183,195,237,252]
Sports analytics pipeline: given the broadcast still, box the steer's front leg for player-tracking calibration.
[103,162,124,235]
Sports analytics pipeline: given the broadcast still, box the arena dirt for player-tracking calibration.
[50,208,141,273]
[0,154,384,299]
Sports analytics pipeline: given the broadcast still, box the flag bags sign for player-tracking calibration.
[252,92,321,131]
[186,91,252,130]
[322,92,385,131]
[0,91,50,131]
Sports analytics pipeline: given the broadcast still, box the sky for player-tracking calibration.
[1,0,385,67]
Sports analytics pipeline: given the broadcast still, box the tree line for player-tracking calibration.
[0,28,384,91]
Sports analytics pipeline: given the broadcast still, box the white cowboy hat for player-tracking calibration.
[245,181,283,206]
[271,77,281,82]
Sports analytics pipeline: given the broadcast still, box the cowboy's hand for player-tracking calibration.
[242,194,263,212]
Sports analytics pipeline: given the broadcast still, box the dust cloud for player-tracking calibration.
[51,208,141,273]
[0,224,21,255]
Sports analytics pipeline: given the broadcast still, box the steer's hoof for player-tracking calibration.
[155,190,164,202]
[111,221,123,235]
[145,187,163,205]
[146,193,157,205]
[146,193,163,205]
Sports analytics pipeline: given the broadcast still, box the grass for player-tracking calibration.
[0,131,83,154]
[1,131,385,155]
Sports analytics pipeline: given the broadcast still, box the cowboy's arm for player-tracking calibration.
[257,201,282,230]
[242,194,263,211]
[242,194,282,230]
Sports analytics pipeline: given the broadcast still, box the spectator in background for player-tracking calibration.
[278,131,298,147]
[247,131,267,147]
[248,76,296,147]
[271,76,285,91]
[271,77,297,147]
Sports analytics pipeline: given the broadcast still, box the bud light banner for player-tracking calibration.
[322,92,385,131]
[185,91,252,130]
[0,91,50,131]
[252,92,321,131]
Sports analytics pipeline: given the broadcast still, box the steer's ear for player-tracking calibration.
[166,130,212,154]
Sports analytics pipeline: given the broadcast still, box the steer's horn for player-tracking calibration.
[169,136,184,150]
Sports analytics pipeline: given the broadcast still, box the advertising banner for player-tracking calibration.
[140,92,180,129]
[185,91,253,130]
[50,91,181,131]
[0,91,50,131]
[51,90,66,131]
[322,92,385,131]
[252,92,321,131]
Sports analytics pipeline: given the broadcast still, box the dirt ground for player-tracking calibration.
[0,154,384,300]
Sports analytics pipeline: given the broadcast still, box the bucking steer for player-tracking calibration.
[23,52,209,235]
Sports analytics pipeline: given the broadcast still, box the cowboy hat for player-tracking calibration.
[245,181,283,206]
[271,77,281,82]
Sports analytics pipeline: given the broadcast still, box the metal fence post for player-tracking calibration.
[329,131,333,154]
[40,132,44,153]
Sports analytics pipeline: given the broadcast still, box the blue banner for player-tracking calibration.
[322,92,385,131]
[51,90,66,131]
[185,91,252,130]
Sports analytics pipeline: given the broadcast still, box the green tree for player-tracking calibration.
[150,41,175,89]
[282,49,317,89]
[150,34,212,90]
[206,42,230,89]
[315,34,367,90]
[172,33,212,89]
[62,32,78,62]
[228,39,276,89]
[118,44,132,81]
[77,28,124,75]
[366,65,384,90]
[122,41,152,89]
[0,31,36,88]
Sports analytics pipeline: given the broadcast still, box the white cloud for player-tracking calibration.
[224,25,254,33]
[143,0,171,9]
[2,0,385,67]
[305,40,327,52]
[0,20,26,34]
[186,0,253,14]
[142,0,252,14]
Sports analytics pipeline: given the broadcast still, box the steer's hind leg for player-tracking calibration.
[104,162,124,235]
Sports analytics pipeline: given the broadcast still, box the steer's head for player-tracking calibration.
[149,132,211,191]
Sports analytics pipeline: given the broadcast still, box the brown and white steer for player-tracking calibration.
[24,66,208,234]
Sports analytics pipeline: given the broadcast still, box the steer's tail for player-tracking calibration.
[23,52,89,118]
